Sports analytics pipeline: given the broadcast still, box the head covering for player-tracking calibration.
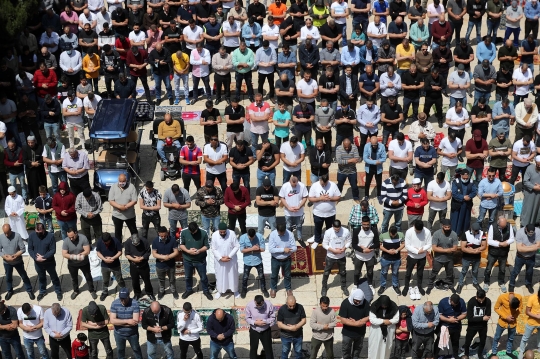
[218,222,228,230]
[370,295,399,340]
[83,188,92,197]
[263,178,272,186]
[526,224,536,232]
[412,178,421,184]
[497,129,506,136]
[119,287,129,299]
[471,222,481,231]
[473,129,482,141]
[88,301,99,316]
[348,288,365,305]
[398,305,413,332]
[536,155,540,162]
[27,135,35,141]
[7,186,15,193]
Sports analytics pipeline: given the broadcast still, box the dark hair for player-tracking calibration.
[414,220,424,231]
[333,220,341,227]
[186,135,195,142]
[476,289,486,299]
[77,333,88,342]
[230,182,240,191]
[277,223,287,232]
[450,294,461,305]
[183,302,192,311]
[320,296,330,305]
[188,222,199,232]
[320,174,329,183]
[389,225,398,235]
[255,295,264,304]
[171,184,180,193]
[523,135,532,143]
[487,167,496,174]
[67,227,77,234]
[510,297,521,309]
[436,172,445,181]
[247,228,256,237]
[22,303,32,314]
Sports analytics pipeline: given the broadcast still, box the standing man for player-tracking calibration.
[339,289,370,359]
[268,223,297,298]
[437,294,467,359]
[280,136,305,183]
[509,224,540,294]
[163,184,191,239]
[206,309,237,359]
[463,290,491,359]
[194,180,224,235]
[43,304,73,359]
[138,181,162,239]
[141,301,175,359]
[5,188,28,240]
[255,178,279,236]
[176,302,204,359]
[510,135,535,185]
[179,136,203,191]
[75,187,103,244]
[52,182,76,241]
[426,219,458,294]
[42,136,67,194]
[96,233,125,301]
[62,147,91,196]
[124,234,154,300]
[23,135,46,204]
[28,223,62,300]
[336,138,361,203]
[426,173,452,230]
[179,222,213,300]
[239,228,268,298]
[379,225,404,296]
[80,301,113,359]
[308,174,342,248]
[476,167,504,230]
[110,288,143,359]
[493,293,521,357]
[403,220,432,298]
[457,223,486,294]
[380,174,408,233]
[245,295,275,359]
[212,47,233,106]
[62,227,97,299]
[521,156,540,228]
[352,216,378,291]
[484,217,514,292]
[224,182,251,234]
[108,174,138,241]
[277,296,307,359]
[152,226,179,300]
[18,302,49,359]
[321,220,351,296]
[0,223,34,300]
[411,302,439,359]
[310,297,337,359]
[279,176,308,245]
[211,223,241,299]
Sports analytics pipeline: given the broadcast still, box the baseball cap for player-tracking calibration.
[263,178,272,186]
[119,287,129,299]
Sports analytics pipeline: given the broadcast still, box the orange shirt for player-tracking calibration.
[268,3,288,25]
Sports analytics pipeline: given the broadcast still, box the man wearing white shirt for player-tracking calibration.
[96,7,111,31]
[62,90,85,149]
[330,0,350,46]
[403,220,432,297]
[300,18,320,46]
[190,42,212,103]
[321,219,351,296]
[437,132,462,180]
[307,174,341,248]
[280,136,305,183]
[367,16,388,48]
[426,172,452,230]
[40,28,60,55]
[387,132,413,179]
[222,17,242,53]
[18,303,48,359]
[261,16,280,50]
[59,49,83,90]
[509,135,536,184]
[176,302,204,359]
[183,19,204,53]
[128,24,147,49]
[514,99,539,141]
[82,92,102,123]
[79,9,97,31]
[88,0,105,13]
[203,137,229,191]
[512,63,533,107]
[296,71,318,104]
[279,176,308,245]
[445,101,469,155]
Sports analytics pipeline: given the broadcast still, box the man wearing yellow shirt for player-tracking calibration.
[492,292,521,357]
[157,113,183,162]
[82,47,101,93]
[172,50,190,105]
[395,38,415,77]
[519,291,540,359]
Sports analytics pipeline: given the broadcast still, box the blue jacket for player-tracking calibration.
[28,231,56,264]
[241,23,262,47]
[363,143,387,174]
[358,44,379,71]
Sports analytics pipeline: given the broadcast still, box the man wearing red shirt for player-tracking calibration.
[406,178,428,225]
[224,181,251,234]
[179,135,203,191]
[33,62,58,104]
[126,46,152,102]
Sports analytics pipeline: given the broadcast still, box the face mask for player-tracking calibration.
[462,178,470,183]
[67,50,73,55]
[321,106,328,111]
[119,181,127,187]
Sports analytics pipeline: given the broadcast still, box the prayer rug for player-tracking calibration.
[25,212,61,230]
[290,246,313,276]
[119,259,184,279]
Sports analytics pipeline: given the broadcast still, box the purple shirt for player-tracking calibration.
[245,300,276,332]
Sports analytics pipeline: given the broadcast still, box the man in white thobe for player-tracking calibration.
[211,223,240,299]
[5,186,29,239]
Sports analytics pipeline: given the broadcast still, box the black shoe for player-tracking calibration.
[100,292,107,301]
[418,287,426,296]
[456,284,463,294]
[321,288,328,297]
[158,292,164,300]
[169,98,174,105]
[241,290,247,299]
[91,292,97,299]
[253,202,258,208]
[262,289,270,298]
[29,199,35,205]
[438,120,443,128]
[458,155,464,162]
[135,292,143,300]
[402,287,409,296]
[307,201,313,207]
[24,198,29,205]
[507,352,518,359]
[173,292,179,299]
[297,239,307,248]
[204,292,213,300]
[473,283,482,292]
[527,284,534,293]
[342,287,349,296]
[37,293,46,301]
[393,286,401,295]
[215,98,221,105]
[225,98,231,105]
[378,286,386,295]
[57,293,63,300]
[426,287,432,295]
[28,292,35,300]
[155,98,162,106]
[70,291,79,300]
[148,294,156,301]
[191,98,197,105]
[182,290,194,299]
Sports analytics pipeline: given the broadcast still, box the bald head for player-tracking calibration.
[118,174,127,182]
[525,350,535,359]
[150,301,161,314]
[498,216,508,228]
[286,296,297,307]
[370,136,379,145]
[2,224,11,235]
[215,309,225,321]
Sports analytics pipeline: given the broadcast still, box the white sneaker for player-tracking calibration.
[307,237,315,243]
[311,242,319,250]
[409,286,415,300]
[234,291,241,298]
[369,285,375,294]
[214,292,221,299]
[414,286,421,300]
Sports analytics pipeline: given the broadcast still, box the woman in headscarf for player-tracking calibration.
[338,288,370,359]
[368,295,400,359]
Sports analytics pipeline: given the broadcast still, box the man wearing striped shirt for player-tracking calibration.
[179,136,203,191]
[380,174,408,233]
[336,138,361,202]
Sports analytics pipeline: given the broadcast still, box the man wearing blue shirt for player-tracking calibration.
[492,99,516,139]
[152,226,180,300]
[110,288,143,359]
[242,17,262,52]
[239,228,269,298]
[476,168,503,230]
[373,0,389,24]
[268,223,297,298]
[437,294,467,359]
[341,41,361,76]
[524,0,540,39]
[476,36,497,64]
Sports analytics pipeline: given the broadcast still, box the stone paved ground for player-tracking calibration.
[2,10,540,359]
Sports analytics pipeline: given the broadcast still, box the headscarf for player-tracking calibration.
[370,295,399,340]
[348,288,365,306]
[398,305,413,332]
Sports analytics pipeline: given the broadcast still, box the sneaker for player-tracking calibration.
[501,284,507,293]
[393,286,401,295]
[400,121,406,130]
[409,287,415,300]
[182,290,194,299]
[37,293,45,301]
[483,283,489,291]
[158,292,164,300]
[173,292,179,299]
[174,99,179,105]
[307,237,315,243]
[215,292,222,299]
[262,289,270,298]
[204,292,214,300]
[185,98,191,105]
[402,287,409,296]
[438,119,443,128]
[70,291,79,300]
[57,293,63,300]
[100,292,107,301]
[311,242,318,250]
[225,98,231,105]
[378,286,386,295]
[191,98,197,105]
[28,292,35,300]
[234,291,241,298]
[527,284,534,294]
[456,284,463,294]
[342,288,350,296]
[473,283,482,292]
[90,292,97,299]
[369,285,375,294]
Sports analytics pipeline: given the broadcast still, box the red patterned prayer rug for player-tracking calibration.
[290,246,313,276]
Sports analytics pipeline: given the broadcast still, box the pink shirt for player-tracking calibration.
[146,29,163,53]
[60,11,79,34]
[246,102,271,134]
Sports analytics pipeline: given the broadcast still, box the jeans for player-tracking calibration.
[510,254,535,289]
[232,173,250,193]
[24,336,49,359]
[141,213,161,239]
[184,259,209,293]
[477,205,498,230]
[381,209,403,233]
[380,257,401,288]
[9,172,27,199]
[174,73,189,99]
[257,215,276,236]
[157,139,181,161]
[281,336,303,359]
[89,337,113,359]
[242,263,266,291]
[0,336,27,359]
[35,261,62,294]
[147,339,174,359]
[235,71,254,98]
[257,168,276,187]
[192,75,212,100]
[201,215,220,236]
[520,324,540,355]
[466,165,483,186]
[210,341,237,359]
[321,256,347,290]
[342,335,363,359]
[168,218,188,240]
[270,257,291,291]
[486,18,501,39]
[286,215,303,240]
[44,122,60,139]
[449,96,466,108]
[504,26,521,47]
[4,261,32,292]
[459,258,480,286]
[382,128,399,147]
[114,332,143,359]
[474,90,491,106]
[337,172,359,200]
[484,253,508,285]
[493,323,516,354]
[313,214,334,243]
[465,20,482,44]
[250,131,269,154]
[153,73,173,100]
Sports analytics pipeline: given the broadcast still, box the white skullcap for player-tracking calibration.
[7,186,16,193]
[27,135,35,141]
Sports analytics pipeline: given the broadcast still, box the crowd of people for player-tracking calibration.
[4,0,540,358]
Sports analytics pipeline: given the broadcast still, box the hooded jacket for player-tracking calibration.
[206,310,236,345]
[52,182,77,221]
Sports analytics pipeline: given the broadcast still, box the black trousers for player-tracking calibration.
[525,19,539,39]
[104,75,118,98]
[464,326,487,356]
[390,167,408,180]
[404,256,426,288]
[80,215,103,243]
[448,128,465,145]
[434,326,461,359]
[315,130,332,147]
[365,171,383,197]
[68,262,95,293]
[359,131,378,160]
[510,164,529,185]
[228,213,247,234]
[424,96,443,121]
[206,171,228,192]
[484,253,508,285]
[451,21,463,43]
[193,75,211,100]
[412,331,434,359]
[0,171,8,197]
[65,73,80,91]
[322,256,347,290]
[112,216,137,242]
[131,74,151,100]
[22,122,42,147]
[50,335,72,359]
[249,327,274,359]
[214,73,231,99]
[89,337,113,359]
[130,262,154,296]
[258,72,275,98]
[235,71,254,99]
[427,259,454,288]
[182,172,201,191]
[294,127,312,150]
[141,213,161,239]
[68,174,90,196]
[353,256,375,285]
[179,338,203,359]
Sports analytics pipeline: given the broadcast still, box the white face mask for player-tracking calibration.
[321,106,328,111]
[119,181,127,187]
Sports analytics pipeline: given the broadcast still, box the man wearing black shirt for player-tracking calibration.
[351,0,370,32]
[424,68,446,128]
[161,20,182,54]
[521,35,538,75]
[248,0,266,26]
[498,39,518,71]
[309,139,332,182]
[387,16,408,48]
[279,16,301,54]
[381,96,404,146]
[201,100,223,144]
[289,0,308,28]
[277,297,307,359]
[320,20,342,50]
[298,41,320,82]
[390,0,407,21]
[495,66,513,101]
[124,234,155,300]
[112,7,130,37]
[400,63,424,128]
[432,41,452,80]
[224,98,246,150]
[160,3,176,29]
[256,139,280,186]
[195,0,213,26]
[359,65,380,106]
[318,66,340,111]
[255,178,279,234]
[149,43,173,105]
[338,290,370,359]
[275,72,295,113]
[229,140,255,193]
[292,102,315,151]
[470,98,491,140]
[176,0,195,30]
[335,100,357,147]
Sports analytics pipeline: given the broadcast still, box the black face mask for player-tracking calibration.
[443,229,452,236]
[37,232,46,238]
